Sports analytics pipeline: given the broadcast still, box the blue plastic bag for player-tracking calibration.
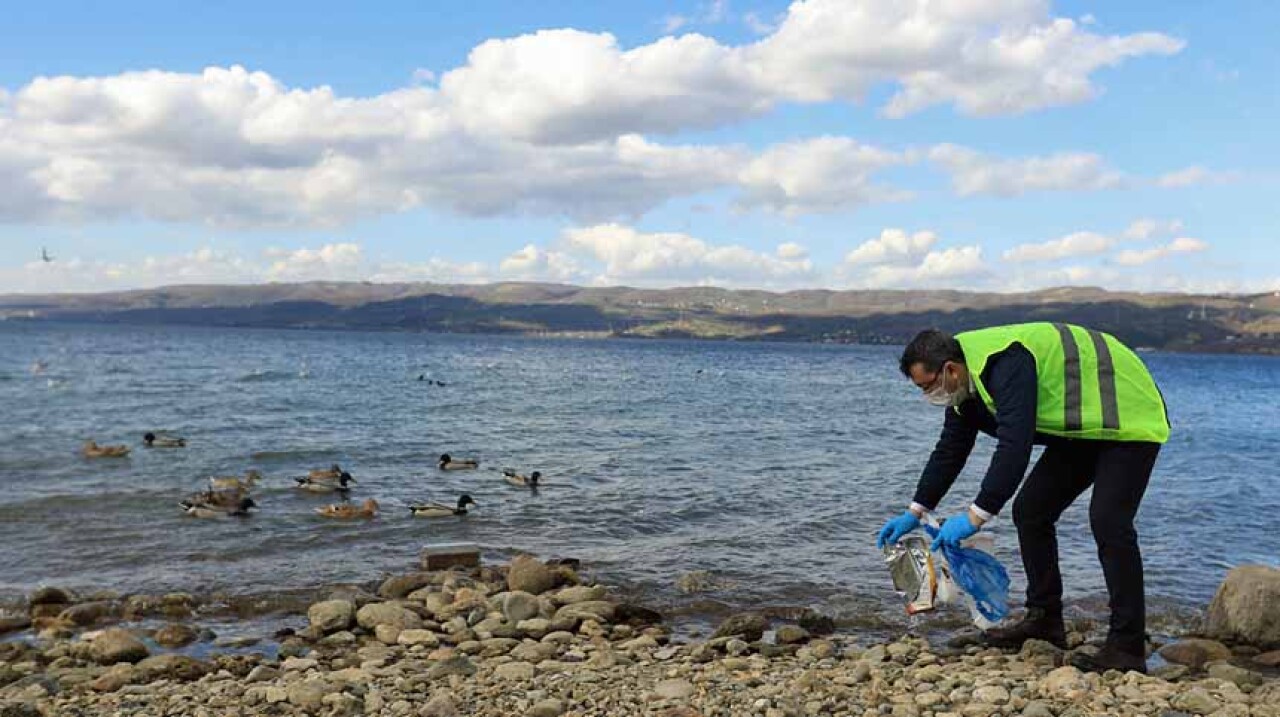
[925,525,1011,625]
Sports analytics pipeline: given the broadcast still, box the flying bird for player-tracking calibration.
[41,247,54,263]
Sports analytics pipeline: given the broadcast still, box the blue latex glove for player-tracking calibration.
[877,511,921,549]
[930,513,980,551]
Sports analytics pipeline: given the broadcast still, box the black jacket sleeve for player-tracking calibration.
[972,346,1038,516]
[911,403,979,510]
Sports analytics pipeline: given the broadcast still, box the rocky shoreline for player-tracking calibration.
[2,557,1278,717]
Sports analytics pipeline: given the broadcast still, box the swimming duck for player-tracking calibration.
[315,498,379,519]
[307,464,348,480]
[409,494,477,517]
[294,471,356,493]
[143,432,186,448]
[209,469,261,493]
[183,488,251,510]
[438,454,479,470]
[82,441,130,458]
[180,496,256,518]
[503,469,541,488]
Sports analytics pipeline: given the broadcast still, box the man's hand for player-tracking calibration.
[877,510,922,549]
[930,510,984,551]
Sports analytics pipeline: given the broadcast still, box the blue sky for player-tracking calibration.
[2,0,1276,293]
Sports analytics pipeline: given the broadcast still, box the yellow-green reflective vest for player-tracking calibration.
[955,323,1169,443]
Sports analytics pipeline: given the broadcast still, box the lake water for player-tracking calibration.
[2,322,1277,632]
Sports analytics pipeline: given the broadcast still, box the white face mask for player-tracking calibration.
[923,366,970,407]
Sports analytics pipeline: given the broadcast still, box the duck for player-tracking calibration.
[503,469,541,488]
[438,454,479,471]
[82,441,130,458]
[209,469,261,493]
[409,494,477,518]
[180,496,256,518]
[307,464,347,481]
[143,432,186,448]
[315,498,379,519]
[183,488,251,510]
[294,471,356,493]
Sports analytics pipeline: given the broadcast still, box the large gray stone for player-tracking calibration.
[507,555,558,595]
[1157,639,1233,669]
[554,601,616,624]
[1205,565,1280,648]
[356,602,423,631]
[59,601,114,627]
[308,600,356,634]
[378,573,432,600]
[502,591,541,623]
[90,629,149,665]
[712,613,769,642]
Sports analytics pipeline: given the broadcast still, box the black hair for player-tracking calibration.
[144,432,156,443]
[899,329,965,377]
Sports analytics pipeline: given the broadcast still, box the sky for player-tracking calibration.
[2,0,1277,295]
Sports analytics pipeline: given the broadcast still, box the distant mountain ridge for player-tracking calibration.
[3,281,1278,354]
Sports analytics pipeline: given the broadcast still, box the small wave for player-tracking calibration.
[235,370,295,383]
[250,449,343,462]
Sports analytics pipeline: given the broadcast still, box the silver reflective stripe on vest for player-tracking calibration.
[1086,329,1121,430]
[1053,323,1083,431]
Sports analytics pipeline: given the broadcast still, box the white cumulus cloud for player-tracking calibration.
[1003,231,1113,262]
[928,144,1125,196]
[1114,237,1209,266]
[844,229,938,266]
[1122,218,1184,241]
[736,137,911,214]
[1156,166,1239,188]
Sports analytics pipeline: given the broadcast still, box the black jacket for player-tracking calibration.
[911,343,1043,516]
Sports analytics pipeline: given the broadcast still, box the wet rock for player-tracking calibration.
[508,555,559,595]
[615,603,664,626]
[1157,638,1233,669]
[356,602,423,631]
[775,625,810,645]
[90,629,149,665]
[503,591,541,623]
[0,619,29,636]
[59,601,114,627]
[308,599,356,634]
[654,678,696,700]
[549,585,606,606]
[1206,564,1280,648]
[135,654,209,682]
[555,601,615,624]
[378,573,433,600]
[797,610,836,636]
[27,587,73,607]
[154,623,198,649]
[712,613,769,642]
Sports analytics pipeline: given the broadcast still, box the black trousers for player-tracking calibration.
[1011,439,1161,655]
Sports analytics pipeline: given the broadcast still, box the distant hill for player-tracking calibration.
[3,281,1278,354]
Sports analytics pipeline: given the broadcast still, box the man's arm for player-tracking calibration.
[910,405,979,514]
[971,346,1038,519]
